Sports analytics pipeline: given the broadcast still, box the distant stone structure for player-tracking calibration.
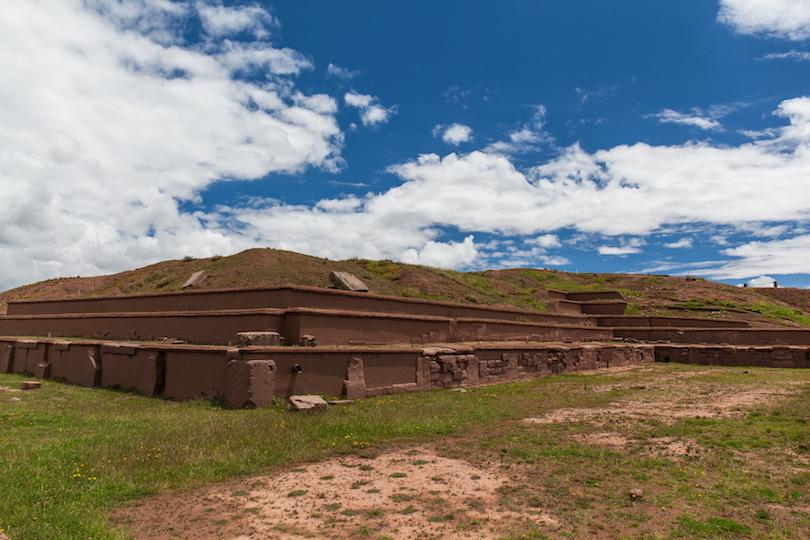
[0,278,807,408]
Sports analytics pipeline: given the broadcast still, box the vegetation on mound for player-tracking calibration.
[2,247,810,328]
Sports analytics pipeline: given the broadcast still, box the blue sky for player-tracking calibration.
[2,0,810,290]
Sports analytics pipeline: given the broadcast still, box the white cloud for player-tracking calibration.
[760,50,810,61]
[400,236,478,268]
[434,123,473,145]
[699,235,810,279]
[652,109,722,130]
[530,234,562,248]
[197,2,277,38]
[484,105,553,154]
[0,0,343,290]
[326,63,358,79]
[344,91,395,127]
[718,0,810,40]
[5,1,810,290]
[665,238,693,249]
[746,275,777,287]
[598,238,645,256]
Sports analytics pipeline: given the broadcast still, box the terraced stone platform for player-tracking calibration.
[2,284,808,407]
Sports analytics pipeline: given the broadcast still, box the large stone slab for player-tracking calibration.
[237,332,282,346]
[182,270,207,289]
[100,345,164,396]
[223,359,277,409]
[0,343,14,373]
[329,271,368,292]
[289,394,327,411]
[343,356,367,399]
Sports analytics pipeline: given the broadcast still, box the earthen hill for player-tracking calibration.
[1,248,809,408]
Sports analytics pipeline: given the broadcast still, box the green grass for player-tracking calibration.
[674,515,752,537]
[749,301,810,327]
[2,365,810,539]
[0,370,635,539]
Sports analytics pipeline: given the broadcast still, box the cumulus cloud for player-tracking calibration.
[746,275,777,287]
[718,0,810,40]
[485,105,554,154]
[197,2,277,38]
[326,63,358,79]
[5,1,810,291]
[760,50,810,61]
[434,123,473,145]
[400,236,478,268]
[598,238,645,256]
[651,109,722,130]
[0,0,344,289]
[665,238,693,249]
[530,234,562,249]
[234,95,810,278]
[344,91,396,127]
[699,235,810,279]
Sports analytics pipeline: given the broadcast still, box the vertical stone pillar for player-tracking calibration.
[343,356,367,399]
[0,344,14,373]
[223,359,277,408]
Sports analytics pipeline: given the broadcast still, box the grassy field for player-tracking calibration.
[1,365,810,539]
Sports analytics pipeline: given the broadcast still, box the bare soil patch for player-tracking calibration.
[524,380,799,427]
[112,448,557,539]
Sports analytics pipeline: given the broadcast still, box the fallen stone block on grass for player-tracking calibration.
[289,394,327,411]
[20,381,42,390]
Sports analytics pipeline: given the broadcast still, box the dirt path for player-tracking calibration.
[112,448,556,539]
[111,366,809,539]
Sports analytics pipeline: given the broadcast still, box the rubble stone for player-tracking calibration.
[329,271,368,292]
[289,394,328,411]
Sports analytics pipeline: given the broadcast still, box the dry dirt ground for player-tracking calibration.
[112,365,810,539]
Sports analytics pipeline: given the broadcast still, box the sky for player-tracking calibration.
[2,0,810,291]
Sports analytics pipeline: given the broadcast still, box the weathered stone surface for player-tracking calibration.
[0,344,14,373]
[223,359,277,409]
[343,356,367,399]
[34,361,51,379]
[237,331,283,346]
[299,335,317,347]
[181,270,207,289]
[20,380,42,390]
[289,394,327,411]
[329,271,368,292]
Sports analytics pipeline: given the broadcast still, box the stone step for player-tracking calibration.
[614,327,810,346]
[6,285,593,325]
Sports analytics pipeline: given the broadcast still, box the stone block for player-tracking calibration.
[299,335,317,347]
[64,345,101,387]
[289,394,327,411]
[34,361,51,379]
[237,331,283,346]
[0,344,14,373]
[343,356,367,399]
[181,270,206,289]
[20,381,41,390]
[329,271,368,292]
[223,359,277,409]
